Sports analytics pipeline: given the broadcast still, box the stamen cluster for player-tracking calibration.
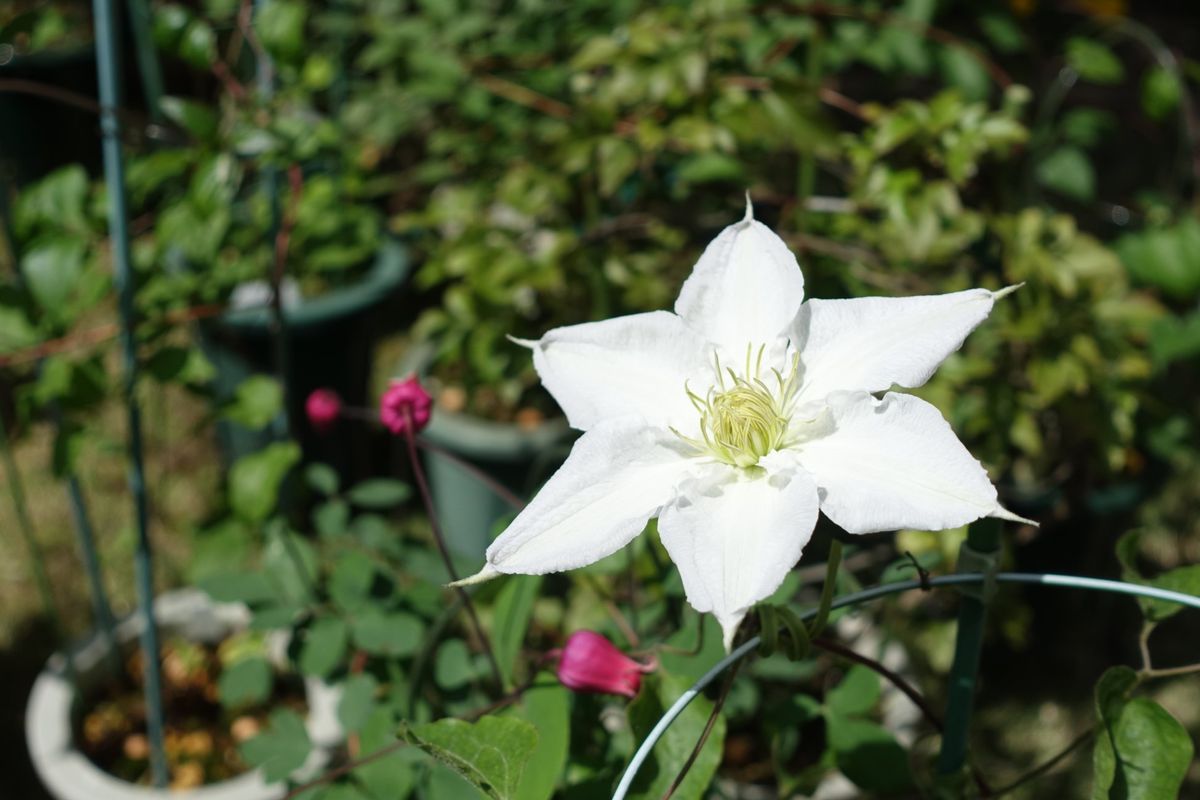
[674,346,802,468]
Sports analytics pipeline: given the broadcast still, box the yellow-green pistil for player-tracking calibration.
[674,347,802,468]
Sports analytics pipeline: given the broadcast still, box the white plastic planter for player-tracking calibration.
[26,589,342,800]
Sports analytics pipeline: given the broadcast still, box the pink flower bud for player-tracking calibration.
[305,389,341,433]
[553,631,655,698]
[379,375,433,436]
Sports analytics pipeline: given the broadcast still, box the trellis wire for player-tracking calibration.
[91,0,169,783]
[612,571,1200,800]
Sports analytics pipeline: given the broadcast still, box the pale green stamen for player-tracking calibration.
[672,345,802,468]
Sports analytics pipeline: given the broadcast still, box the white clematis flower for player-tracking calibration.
[456,200,1032,651]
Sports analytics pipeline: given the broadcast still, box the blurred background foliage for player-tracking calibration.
[2,0,1200,797]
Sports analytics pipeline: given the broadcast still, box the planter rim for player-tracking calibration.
[216,238,409,334]
[25,588,341,800]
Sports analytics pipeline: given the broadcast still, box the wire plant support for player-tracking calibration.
[611,570,1200,800]
[90,0,169,785]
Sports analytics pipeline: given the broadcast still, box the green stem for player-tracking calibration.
[91,0,168,781]
[935,519,1001,782]
[807,539,842,639]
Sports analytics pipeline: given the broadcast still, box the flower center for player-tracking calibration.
[674,346,801,468]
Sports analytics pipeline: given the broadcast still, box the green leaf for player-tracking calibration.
[1066,37,1125,85]
[627,671,726,799]
[0,294,38,355]
[1141,67,1181,120]
[329,550,386,613]
[347,479,411,508]
[1036,146,1096,202]
[511,680,569,800]
[825,665,881,718]
[179,19,217,69]
[258,0,307,62]
[240,708,312,783]
[338,673,378,734]
[219,656,273,708]
[826,717,914,794]
[200,571,279,605]
[1092,666,1193,799]
[314,498,350,539]
[13,165,89,238]
[222,376,284,430]
[400,716,538,800]
[435,640,475,690]
[299,618,349,679]
[1114,531,1200,622]
[263,525,318,604]
[143,345,193,383]
[159,96,218,141]
[229,442,300,522]
[355,708,418,799]
[306,463,340,496]
[492,575,541,687]
[1060,108,1113,149]
[22,239,86,322]
[352,611,424,657]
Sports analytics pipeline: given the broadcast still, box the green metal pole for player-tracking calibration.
[90,0,169,785]
[935,518,1002,784]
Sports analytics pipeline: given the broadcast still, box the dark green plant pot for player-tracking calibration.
[201,239,410,470]
[420,408,573,560]
[0,46,101,186]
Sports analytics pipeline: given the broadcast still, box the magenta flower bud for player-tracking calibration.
[305,388,342,433]
[379,375,433,436]
[553,631,655,698]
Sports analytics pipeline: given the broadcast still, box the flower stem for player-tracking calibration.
[661,660,741,800]
[401,410,504,690]
[807,539,843,638]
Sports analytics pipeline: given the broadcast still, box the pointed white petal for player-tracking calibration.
[485,419,691,574]
[792,288,1005,403]
[991,505,1038,526]
[446,563,500,588]
[796,392,1001,534]
[658,467,820,652]
[525,311,711,431]
[675,214,805,354]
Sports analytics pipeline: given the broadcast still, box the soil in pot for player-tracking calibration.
[75,634,306,791]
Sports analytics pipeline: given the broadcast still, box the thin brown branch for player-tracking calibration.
[413,437,526,511]
[401,409,505,690]
[812,636,995,797]
[475,74,572,119]
[992,728,1095,798]
[662,660,742,799]
[1140,661,1200,680]
[0,302,229,368]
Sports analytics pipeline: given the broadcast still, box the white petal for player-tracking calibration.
[674,211,805,354]
[795,392,1000,534]
[485,419,691,574]
[792,288,1004,403]
[523,311,711,431]
[658,467,820,652]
